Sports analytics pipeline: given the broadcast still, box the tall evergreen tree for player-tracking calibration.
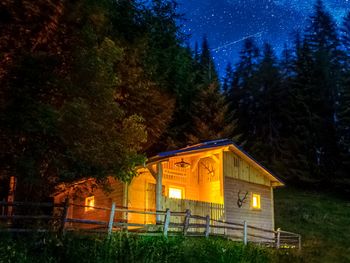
[337,11,350,182]
[303,0,340,180]
[340,12,350,69]
[249,43,284,167]
[282,37,315,182]
[186,37,235,144]
[222,63,234,95]
[280,43,295,79]
[227,38,260,144]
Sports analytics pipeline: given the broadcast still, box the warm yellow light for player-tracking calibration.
[252,194,260,209]
[169,187,182,199]
[85,196,95,211]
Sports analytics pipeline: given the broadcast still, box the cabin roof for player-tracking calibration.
[148,139,284,186]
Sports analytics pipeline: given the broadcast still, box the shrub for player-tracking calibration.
[0,233,301,263]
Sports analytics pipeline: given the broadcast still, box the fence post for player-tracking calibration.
[60,198,69,236]
[163,208,170,237]
[243,221,248,245]
[298,234,302,251]
[183,209,191,236]
[205,215,210,238]
[108,202,116,235]
[276,228,281,249]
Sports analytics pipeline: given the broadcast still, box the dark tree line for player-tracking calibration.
[225,0,350,192]
[0,0,349,200]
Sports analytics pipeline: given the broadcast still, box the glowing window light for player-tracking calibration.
[85,196,95,211]
[252,194,261,209]
[169,187,183,199]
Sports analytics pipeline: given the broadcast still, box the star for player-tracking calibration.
[177,0,350,77]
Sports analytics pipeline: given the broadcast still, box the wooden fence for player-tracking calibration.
[0,201,301,250]
[0,200,65,233]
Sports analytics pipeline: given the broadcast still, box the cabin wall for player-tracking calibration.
[54,179,124,229]
[127,170,156,224]
[162,158,199,200]
[224,177,274,232]
[223,151,270,186]
[159,155,224,204]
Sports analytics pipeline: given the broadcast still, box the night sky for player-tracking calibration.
[177,0,350,77]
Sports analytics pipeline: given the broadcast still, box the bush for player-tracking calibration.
[0,233,301,263]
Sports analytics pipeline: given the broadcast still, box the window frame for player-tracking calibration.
[85,196,95,212]
[251,193,261,210]
[168,186,185,199]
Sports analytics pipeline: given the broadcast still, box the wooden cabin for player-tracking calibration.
[54,139,284,234]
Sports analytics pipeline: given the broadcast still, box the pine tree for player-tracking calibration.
[187,82,235,144]
[222,63,234,94]
[199,35,218,83]
[249,43,284,167]
[280,43,295,79]
[340,12,350,69]
[337,11,350,181]
[186,37,235,144]
[303,0,340,180]
[227,38,260,145]
[337,74,350,180]
[281,37,315,181]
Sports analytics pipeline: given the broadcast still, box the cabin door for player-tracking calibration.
[146,183,156,224]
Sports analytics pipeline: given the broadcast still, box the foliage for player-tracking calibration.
[0,0,149,200]
[0,233,301,263]
[225,0,350,191]
[2,0,350,199]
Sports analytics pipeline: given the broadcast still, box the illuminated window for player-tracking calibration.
[85,196,95,211]
[169,187,183,199]
[251,193,261,209]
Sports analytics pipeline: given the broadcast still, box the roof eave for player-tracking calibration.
[227,144,285,187]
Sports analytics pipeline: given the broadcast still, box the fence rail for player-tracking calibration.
[0,201,301,250]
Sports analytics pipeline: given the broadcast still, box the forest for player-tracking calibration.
[1,0,350,201]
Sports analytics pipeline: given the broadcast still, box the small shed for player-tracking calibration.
[54,139,284,233]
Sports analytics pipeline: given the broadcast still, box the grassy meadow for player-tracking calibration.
[275,187,350,263]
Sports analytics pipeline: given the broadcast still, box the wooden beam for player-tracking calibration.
[243,221,248,245]
[183,209,191,236]
[123,183,128,222]
[271,187,275,231]
[155,162,163,222]
[205,215,210,238]
[211,155,220,163]
[163,209,170,237]
[191,159,200,173]
[108,202,116,235]
[147,165,157,180]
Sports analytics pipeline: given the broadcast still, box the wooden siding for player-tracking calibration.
[147,155,224,205]
[127,170,156,224]
[223,151,271,186]
[161,197,224,220]
[161,196,225,234]
[55,178,125,229]
[224,177,274,239]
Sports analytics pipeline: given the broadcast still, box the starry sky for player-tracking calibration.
[177,0,350,77]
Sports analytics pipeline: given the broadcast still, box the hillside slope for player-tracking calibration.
[274,187,350,263]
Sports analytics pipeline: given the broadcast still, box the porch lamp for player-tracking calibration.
[174,158,190,168]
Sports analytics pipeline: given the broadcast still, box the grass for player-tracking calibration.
[275,187,350,263]
[0,233,300,263]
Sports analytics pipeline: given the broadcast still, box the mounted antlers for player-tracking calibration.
[237,190,248,208]
[200,161,215,177]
